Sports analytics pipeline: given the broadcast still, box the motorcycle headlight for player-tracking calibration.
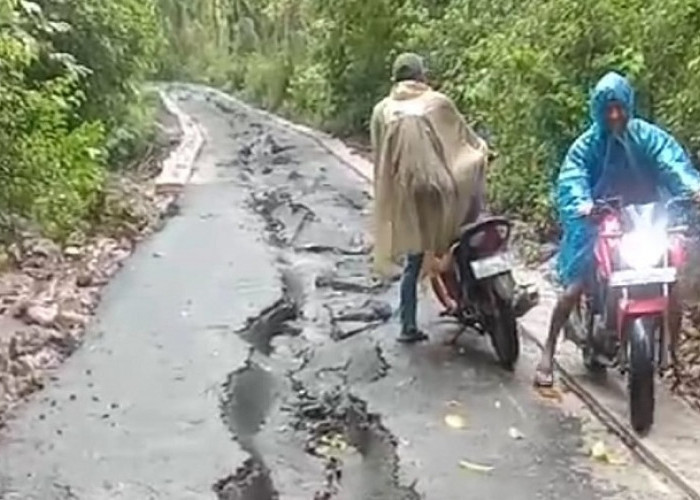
[618,230,667,269]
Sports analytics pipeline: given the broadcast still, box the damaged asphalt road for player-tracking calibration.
[0,84,688,499]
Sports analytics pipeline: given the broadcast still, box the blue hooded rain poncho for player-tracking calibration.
[556,71,700,286]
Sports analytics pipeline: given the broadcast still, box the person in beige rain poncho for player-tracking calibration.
[370,53,489,343]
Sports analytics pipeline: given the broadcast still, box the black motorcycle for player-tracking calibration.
[433,216,534,369]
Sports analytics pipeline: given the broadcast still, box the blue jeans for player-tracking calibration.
[400,253,424,333]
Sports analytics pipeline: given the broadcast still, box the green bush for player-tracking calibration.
[285,60,333,125]
[0,31,104,239]
[0,0,165,240]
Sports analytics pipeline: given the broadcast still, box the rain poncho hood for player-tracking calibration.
[370,80,487,274]
[556,71,700,285]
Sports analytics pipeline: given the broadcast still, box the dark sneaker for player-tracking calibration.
[398,328,429,343]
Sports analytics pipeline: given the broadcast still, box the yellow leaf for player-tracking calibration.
[444,414,466,429]
[590,440,625,465]
[508,427,525,440]
[591,441,610,462]
[459,460,494,473]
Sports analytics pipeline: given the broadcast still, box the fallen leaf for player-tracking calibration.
[591,441,607,461]
[590,440,625,465]
[444,414,466,429]
[315,445,334,457]
[320,433,348,453]
[535,386,563,403]
[508,427,525,440]
[459,460,494,473]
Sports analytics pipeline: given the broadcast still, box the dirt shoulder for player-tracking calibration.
[0,96,188,424]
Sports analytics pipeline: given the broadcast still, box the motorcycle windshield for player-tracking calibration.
[620,202,667,233]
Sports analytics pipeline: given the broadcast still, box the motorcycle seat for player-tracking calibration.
[454,216,512,256]
[459,216,510,240]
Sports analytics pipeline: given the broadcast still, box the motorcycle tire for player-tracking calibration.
[487,274,520,371]
[628,316,656,434]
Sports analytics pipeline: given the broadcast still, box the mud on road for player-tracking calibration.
[0,84,688,499]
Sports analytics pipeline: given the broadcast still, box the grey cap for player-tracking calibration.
[392,52,426,82]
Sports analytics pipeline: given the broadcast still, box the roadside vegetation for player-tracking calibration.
[0,0,163,241]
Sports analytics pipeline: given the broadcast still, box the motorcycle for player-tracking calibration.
[431,216,529,370]
[564,196,694,434]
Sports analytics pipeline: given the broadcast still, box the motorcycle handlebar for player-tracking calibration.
[588,197,622,219]
[666,195,695,210]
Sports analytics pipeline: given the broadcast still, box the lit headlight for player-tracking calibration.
[618,230,667,269]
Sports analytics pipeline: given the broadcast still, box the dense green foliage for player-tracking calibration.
[0,0,163,240]
[158,0,700,232]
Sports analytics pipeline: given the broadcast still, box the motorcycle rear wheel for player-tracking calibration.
[486,274,520,371]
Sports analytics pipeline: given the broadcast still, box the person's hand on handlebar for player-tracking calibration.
[577,201,594,217]
[693,190,700,205]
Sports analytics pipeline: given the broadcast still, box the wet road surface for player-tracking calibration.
[0,84,687,499]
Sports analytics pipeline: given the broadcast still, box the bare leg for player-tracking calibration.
[431,276,458,315]
[534,283,584,386]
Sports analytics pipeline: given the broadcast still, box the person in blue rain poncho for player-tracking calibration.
[534,71,700,387]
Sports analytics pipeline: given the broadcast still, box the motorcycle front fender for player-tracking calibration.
[616,297,668,337]
[472,272,515,315]
[490,272,516,302]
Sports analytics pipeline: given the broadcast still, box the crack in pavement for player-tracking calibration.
[248,189,316,247]
[287,378,420,500]
[215,269,304,499]
[213,457,278,500]
[293,243,369,256]
[235,297,300,356]
[325,300,393,342]
[207,95,414,497]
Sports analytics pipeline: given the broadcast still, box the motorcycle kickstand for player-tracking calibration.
[444,325,469,346]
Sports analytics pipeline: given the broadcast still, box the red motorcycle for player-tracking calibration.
[564,196,692,434]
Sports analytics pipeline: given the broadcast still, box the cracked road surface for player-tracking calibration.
[0,85,688,499]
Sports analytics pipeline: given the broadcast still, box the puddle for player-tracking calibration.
[221,361,276,439]
[217,355,279,499]
[216,287,301,498]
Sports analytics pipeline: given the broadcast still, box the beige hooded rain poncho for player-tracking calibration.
[370,80,488,275]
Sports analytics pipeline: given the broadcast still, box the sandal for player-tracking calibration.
[533,367,555,388]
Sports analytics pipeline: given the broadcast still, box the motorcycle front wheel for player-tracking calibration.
[628,316,656,434]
